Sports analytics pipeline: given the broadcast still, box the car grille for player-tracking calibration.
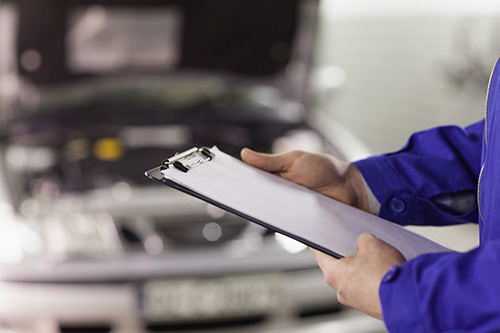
[153,215,249,247]
[117,213,253,250]
[145,315,266,332]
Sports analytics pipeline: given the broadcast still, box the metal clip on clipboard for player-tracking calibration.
[161,147,214,173]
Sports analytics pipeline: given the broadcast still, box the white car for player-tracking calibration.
[0,1,383,332]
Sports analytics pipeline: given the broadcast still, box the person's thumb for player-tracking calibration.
[240,148,293,173]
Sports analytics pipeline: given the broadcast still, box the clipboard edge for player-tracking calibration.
[144,166,344,259]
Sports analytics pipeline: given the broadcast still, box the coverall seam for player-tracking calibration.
[383,157,415,196]
[409,264,434,333]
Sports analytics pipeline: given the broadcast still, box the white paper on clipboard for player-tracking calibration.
[145,146,451,260]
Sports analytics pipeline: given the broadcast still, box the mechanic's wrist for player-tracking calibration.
[360,174,381,215]
[346,164,372,212]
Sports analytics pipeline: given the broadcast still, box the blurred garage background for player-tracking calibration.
[0,0,498,332]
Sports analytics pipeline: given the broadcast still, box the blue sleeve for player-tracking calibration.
[379,240,500,332]
[352,120,483,226]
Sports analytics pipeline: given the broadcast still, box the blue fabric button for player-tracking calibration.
[382,265,400,283]
[389,198,406,213]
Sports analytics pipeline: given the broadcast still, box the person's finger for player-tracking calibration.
[310,248,346,291]
[356,233,378,251]
[356,232,394,253]
[356,233,406,262]
[240,148,296,173]
[310,248,339,272]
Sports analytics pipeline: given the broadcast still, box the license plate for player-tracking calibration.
[141,274,286,321]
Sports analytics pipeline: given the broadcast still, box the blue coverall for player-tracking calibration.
[352,58,500,332]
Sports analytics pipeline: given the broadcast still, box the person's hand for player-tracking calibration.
[311,233,406,319]
[240,148,370,212]
[241,148,401,319]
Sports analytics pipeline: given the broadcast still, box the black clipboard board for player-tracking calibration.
[145,146,451,260]
[144,148,343,258]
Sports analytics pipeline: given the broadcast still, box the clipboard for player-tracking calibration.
[145,146,451,260]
